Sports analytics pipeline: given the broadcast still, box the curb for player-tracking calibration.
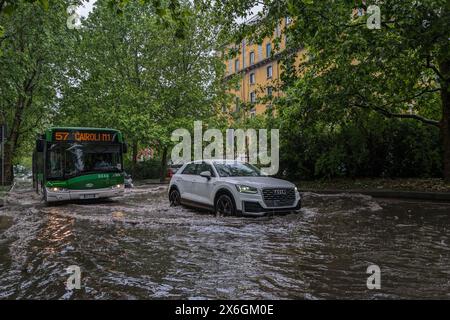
[299,189,450,202]
[134,182,169,186]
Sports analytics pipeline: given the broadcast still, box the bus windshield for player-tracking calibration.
[47,143,122,179]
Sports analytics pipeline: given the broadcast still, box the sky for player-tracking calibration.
[76,0,262,22]
[78,0,96,18]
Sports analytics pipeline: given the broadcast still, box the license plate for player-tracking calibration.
[82,194,96,199]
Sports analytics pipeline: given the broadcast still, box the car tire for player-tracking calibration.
[169,188,181,206]
[215,193,236,216]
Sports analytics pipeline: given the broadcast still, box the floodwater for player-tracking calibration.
[0,183,449,299]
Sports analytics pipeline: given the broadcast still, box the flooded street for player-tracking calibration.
[0,183,449,299]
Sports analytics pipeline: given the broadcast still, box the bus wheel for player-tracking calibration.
[42,186,48,203]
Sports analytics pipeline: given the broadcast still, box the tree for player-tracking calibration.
[0,0,77,184]
[212,0,450,181]
[57,0,225,181]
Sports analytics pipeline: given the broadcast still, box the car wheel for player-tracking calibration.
[169,188,181,206]
[215,194,236,216]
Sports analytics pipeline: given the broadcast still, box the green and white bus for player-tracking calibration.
[32,127,127,203]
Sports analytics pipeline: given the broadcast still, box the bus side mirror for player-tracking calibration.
[122,142,128,153]
[36,139,44,152]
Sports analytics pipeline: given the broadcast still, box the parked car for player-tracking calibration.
[168,159,301,217]
[167,163,184,178]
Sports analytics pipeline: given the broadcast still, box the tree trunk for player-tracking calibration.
[2,95,27,185]
[159,146,168,183]
[132,140,138,176]
[439,59,450,182]
[2,141,14,185]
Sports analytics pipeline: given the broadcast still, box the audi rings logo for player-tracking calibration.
[274,189,287,195]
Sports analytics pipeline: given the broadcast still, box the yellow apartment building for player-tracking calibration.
[223,16,303,117]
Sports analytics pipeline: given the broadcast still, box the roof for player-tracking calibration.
[47,127,121,132]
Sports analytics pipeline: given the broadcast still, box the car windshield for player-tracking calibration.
[213,161,262,177]
[47,143,122,179]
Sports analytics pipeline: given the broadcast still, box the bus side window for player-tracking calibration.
[36,139,45,152]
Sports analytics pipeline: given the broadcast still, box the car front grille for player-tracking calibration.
[262,188,296,207]
[243,201,265,213]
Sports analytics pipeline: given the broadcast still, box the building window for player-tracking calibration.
[258,44,263,61]
[266,43,272,58]
[235,59,240,72]
[250,108,256,118]
[249,73,255,85]
[250,91,256,103]
[249,51,255,65]
[267,65,273,79]
[267,86,273,97]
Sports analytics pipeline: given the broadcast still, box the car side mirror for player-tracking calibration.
[200,171,212,179]
[36,139,44,152]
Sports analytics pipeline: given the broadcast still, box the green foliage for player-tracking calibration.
[278,114,442,180]
[213,0,449,180]
[108,0,190,38]
[0,0,77,183]
[124,159,162,179]
[2,0,448,183]
[56,0,225,162]
[1,0,224,181]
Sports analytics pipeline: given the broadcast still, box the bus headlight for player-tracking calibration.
[49,187,67,192]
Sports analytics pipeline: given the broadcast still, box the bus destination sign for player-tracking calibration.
[52,130,118,143]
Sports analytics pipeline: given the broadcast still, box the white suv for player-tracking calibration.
[168,160,301,216]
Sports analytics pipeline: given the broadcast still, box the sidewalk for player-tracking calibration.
[299,188,450,202]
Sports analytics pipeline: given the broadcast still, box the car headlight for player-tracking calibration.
[112,184,124,189]
[295,186,298,192]
[235,184,258,194]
